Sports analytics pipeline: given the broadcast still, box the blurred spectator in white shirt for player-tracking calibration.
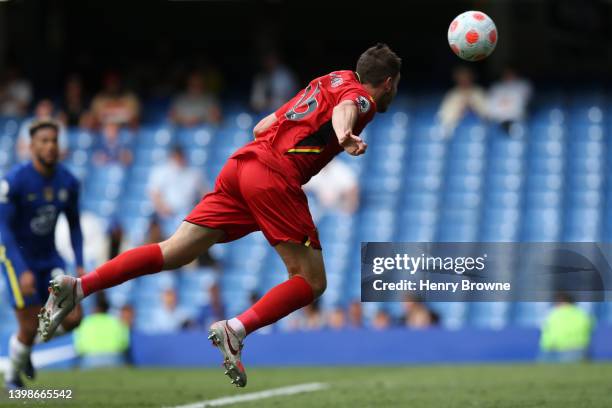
[17,99,68,161]
[437,66,487,136]
[487,67,532,132]
[250,52,298,113]
[148,146,208,238]
[91,72,140,128]
[169,71,222,127]
[0,66,33,117]
[304,159,359,219]
[149,288,190,333]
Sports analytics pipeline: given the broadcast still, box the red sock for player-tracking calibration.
[80,244,164,297]
[237,275,314,334]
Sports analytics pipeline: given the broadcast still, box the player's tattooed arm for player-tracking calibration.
[332,100,367,156]
[253,113,277,139]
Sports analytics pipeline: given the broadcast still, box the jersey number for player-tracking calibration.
[285,83,320,121]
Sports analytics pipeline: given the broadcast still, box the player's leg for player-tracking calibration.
[38,222,224,341]
[4,307,38,388]
[208,242,324,387]
[2,267,42,388]
[232,242,324,335]
[208,158,324,387]
[79,221,224,296]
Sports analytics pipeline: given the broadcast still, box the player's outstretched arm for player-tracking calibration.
[332,100,367,156]
[253,113,277,139]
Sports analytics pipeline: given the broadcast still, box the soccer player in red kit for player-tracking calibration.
[39,43,401,387]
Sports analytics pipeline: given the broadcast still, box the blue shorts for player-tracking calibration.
[1,260,65,309]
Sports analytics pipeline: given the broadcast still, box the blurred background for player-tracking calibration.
[0,0,611,368]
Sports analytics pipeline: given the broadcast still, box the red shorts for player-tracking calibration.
[185,157,321,249]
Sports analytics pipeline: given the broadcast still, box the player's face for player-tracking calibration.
[377,74,400,113]
[30,128,60,167]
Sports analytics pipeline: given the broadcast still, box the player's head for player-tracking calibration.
[94,292,110,314]
[554,292,574,306]
[29,119,60,168]
[356,43,401,113]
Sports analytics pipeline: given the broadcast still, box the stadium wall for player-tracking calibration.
[2,327,611,370]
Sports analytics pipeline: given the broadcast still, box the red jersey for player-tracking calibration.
[231,70,376,185]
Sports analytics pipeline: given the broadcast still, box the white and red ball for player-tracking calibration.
[448,11,497,62]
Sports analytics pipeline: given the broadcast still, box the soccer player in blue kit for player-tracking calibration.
[0,120,84,389]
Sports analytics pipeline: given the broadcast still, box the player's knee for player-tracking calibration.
[159,237,193,270]
[309,275,327,298]
[287,262,326,298]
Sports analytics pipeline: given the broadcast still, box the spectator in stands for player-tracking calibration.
[93,122,133,167]
[285,299,323,331]
[250,51,298,113]
[540,292,593,363]
[303,160,359,219]
[62,75,91,128]
[119,304,135,330]
[119,303,135,364]
[347,300,363,328]
[487,67,532,133]
[0,65,32,117]
[149,288,191,333]
[402,295,439,329]
[301,300,324,331]
[74,292,130,368]
[169,71,222,126]
[16,99,68,161]
[187,281,225,330]
[437,66,487,136]
[91,71,140,128]
[327,307,346,330]
[148,146,207,238]
[372,309,392,330]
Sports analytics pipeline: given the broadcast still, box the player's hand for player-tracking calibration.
[76,267,86,277]
[339,130,368,156]
[19,271,37,296]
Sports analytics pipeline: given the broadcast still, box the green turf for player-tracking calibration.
[1,363,611,407]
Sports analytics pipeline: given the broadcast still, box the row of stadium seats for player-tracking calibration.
[2,90,612,335]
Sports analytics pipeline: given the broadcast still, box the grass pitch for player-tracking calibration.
[1,363,611,407]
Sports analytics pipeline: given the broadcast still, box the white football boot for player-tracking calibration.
[208,320,247,387]
[37,275,79,342]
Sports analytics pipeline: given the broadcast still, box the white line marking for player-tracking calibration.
[170,382,329,408]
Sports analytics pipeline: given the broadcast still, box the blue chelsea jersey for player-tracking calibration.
[0,162,84,273]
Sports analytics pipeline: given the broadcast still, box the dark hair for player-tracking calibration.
[95,292,110,313]
[356,43,401,86]
[29,119,59,138]
[555,292,574,304]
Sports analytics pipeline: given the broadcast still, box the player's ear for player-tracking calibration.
[384,76,393,91]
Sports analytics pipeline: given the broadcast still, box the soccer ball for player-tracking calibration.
[447,11,497,62]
